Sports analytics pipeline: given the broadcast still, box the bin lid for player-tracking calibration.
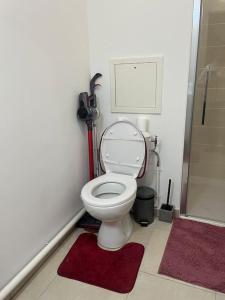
[137,186,155,200]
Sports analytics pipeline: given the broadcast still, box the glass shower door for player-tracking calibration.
[187,0,225,222]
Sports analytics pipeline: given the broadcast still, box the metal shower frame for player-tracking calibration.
[180,0,202,214]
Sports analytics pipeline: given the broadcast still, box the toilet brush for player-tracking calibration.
[159,179,174,223]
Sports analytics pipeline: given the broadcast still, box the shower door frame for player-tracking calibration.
[180,0,202,214]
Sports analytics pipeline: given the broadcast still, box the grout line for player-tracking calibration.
[14,231,80,300]
[207,88,225,90]
[206,45,225,48]
[37,274,58,299]
[192,143,225,148]
[202,22,225,26]
[36,233,80,299]
[199,44,225,48]
[192,125,225,129]
[192,142,225,148]
[197,107,225,111]
[198,67,225,71]
[199,88,225,90]
[192,143,225,147]
[140,270,216,295]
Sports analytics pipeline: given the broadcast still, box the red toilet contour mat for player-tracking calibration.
[57,233,144,293]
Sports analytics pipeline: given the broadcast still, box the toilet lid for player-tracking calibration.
[100,121,146,178]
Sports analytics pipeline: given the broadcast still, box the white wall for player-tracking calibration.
[0,0,89,289]
[87,0,194,209]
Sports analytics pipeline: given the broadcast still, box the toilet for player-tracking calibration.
[81,121,146,250]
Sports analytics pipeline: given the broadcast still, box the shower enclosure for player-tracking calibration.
[181,0,225,222]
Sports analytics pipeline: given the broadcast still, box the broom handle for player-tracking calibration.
[167,179,172,205]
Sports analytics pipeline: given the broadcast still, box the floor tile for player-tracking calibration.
[151,218,172,232]
[128,221,154,247]
[39,276,126,300]
[187,175,225,222]
[127,272,215,300]
[216,293,225,299]
[12,229,84,300]
[140,226,171,274]
[129,218,171,247]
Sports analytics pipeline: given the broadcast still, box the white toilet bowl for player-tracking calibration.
[81,173,137,249]
[81,121,146,250]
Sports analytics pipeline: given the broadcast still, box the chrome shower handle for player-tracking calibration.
[201,65,210,126]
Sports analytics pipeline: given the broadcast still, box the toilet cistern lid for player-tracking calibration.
[100,121,145,178]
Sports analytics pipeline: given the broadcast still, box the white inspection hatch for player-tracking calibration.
[110,56,163,114]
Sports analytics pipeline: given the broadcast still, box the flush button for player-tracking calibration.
[136,156,140,161]
[134,131,137,136]
[106,154,110,158]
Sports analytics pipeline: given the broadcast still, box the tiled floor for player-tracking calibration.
[187,176,225,223]
[12,219,224,300]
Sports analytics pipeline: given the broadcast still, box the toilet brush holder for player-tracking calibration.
[159,204,174,223]
[158,179,174,223]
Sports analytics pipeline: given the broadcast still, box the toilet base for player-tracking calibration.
[97,214,133,250]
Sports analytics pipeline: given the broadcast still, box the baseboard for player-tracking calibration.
[0,208,85,300]
[179,215,225,227]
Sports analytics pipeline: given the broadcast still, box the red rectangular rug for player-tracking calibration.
[57,233,144,293]
[159,218,225,293]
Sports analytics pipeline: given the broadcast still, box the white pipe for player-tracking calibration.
[156,166,161,208]
[0,208,85,300]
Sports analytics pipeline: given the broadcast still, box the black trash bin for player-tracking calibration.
[133,186,155,226]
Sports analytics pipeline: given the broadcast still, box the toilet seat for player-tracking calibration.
[81,173,137,208]
[100,121,146,178]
